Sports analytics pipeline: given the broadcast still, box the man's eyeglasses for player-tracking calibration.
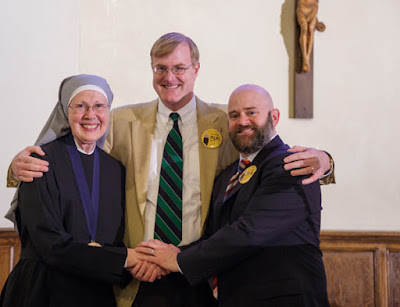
[68,103,109,114]
[152,64,192,75]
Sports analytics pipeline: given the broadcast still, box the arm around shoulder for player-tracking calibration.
[7,146,49,184]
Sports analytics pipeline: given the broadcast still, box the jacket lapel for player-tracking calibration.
[131,100,158,217]
[196,98,224,226]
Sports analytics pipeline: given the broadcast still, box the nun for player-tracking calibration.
[0,75,139,307]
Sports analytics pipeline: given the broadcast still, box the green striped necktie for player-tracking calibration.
[154,112,183,245]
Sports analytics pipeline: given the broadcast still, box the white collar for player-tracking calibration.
[73,137,95,155]
[157,95,196,127]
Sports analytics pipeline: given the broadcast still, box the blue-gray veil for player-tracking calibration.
[35,74,114,148]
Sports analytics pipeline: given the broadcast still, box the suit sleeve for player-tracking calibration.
[6,164,19,187]
[18,154,127,284]
[178,158,321,285]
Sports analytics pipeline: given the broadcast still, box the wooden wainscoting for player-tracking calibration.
[0,228,20,290]
[321,231,400,307]
[0,229,399,306]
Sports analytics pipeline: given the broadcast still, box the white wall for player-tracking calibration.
[1,0,400,230]
[0,0,79,227]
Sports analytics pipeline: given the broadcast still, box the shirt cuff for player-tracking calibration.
[319,151,335,185]
[177,259,183,274]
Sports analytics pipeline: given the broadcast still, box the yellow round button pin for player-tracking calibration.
[239,165,257,184]
[201,129,222,148]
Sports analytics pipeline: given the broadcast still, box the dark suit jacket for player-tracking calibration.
[178,136,329,307]
[0,134,127,307]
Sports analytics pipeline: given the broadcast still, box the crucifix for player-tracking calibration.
[294,0,325,118]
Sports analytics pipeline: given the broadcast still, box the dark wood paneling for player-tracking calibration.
[0,246,12,290]
[323,251,375,307]
[388,250,400,307]
[1,229,399,306]
[321,232,400,307]
[0,229,20,289]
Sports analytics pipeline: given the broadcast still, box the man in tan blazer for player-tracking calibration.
[7,32,334,307]
[105,98,237,306]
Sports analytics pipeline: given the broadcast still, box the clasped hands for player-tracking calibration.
[126,240,181,282]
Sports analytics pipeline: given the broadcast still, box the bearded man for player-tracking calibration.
[137,84,330,307]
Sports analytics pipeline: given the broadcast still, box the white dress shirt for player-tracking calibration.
[143,96,202,246]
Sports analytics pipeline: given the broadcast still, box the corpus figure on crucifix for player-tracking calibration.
[296,0,325,73]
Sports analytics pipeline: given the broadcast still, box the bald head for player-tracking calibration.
[229,84,274,112]
[228,84,280,156]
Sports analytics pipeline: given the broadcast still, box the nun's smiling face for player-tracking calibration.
[67,90,109,153]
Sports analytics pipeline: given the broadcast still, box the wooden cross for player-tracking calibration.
[293,0,325,118]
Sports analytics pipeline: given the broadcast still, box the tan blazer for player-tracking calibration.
[103,97,238,307]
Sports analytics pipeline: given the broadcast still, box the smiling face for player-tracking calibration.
[228,85,280,156]
[152,42,200,111]
[67,90,109,153]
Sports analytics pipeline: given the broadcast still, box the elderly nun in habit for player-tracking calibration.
[0,75,140,307]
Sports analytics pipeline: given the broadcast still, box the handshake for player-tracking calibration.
[125,239,181,282]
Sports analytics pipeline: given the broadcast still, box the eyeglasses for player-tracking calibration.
[68,103,109,114]
[152,64,192,75]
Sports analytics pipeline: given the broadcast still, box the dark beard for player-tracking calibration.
[229,112,273,155]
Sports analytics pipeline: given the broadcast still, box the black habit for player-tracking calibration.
[0,134,127,307]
